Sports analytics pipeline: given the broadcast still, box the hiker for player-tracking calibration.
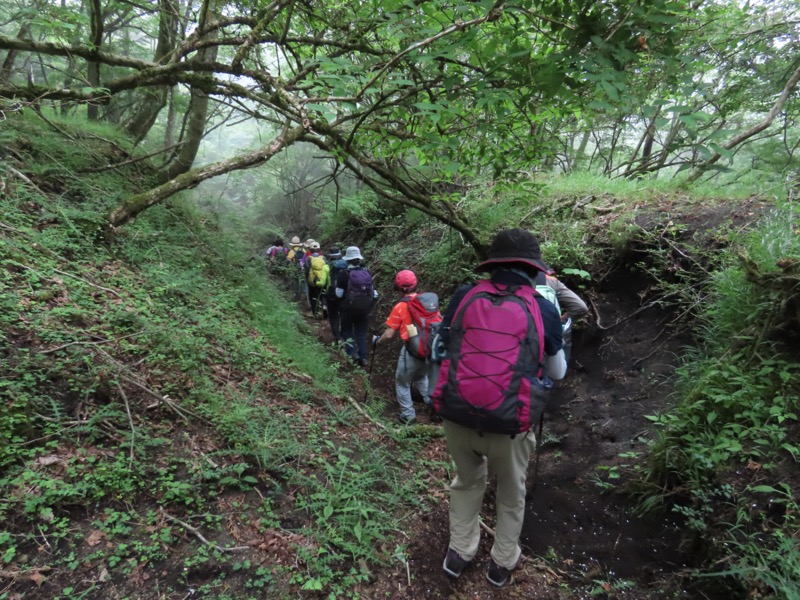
[286,237,307,301]
[373,270,440,425]
[534,268,588,384]
[286,236,303,259]
[433,228,566,588]
[263,238,287,260]
[259,239,276,258]
[325,246,348,341]
[305,242,329,318]
[334,246,376,367]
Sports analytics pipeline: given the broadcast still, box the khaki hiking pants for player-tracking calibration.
[443,419,536,570]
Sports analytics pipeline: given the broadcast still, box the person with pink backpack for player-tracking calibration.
[433,229,566,588]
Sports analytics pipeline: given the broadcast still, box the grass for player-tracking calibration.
[536,171,778,202]
[639,202,800,599]
[0,113,443,598]
[4,105,799,598]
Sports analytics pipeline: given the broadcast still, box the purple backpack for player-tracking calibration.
[344,268,375,315]
[432,280,546,435]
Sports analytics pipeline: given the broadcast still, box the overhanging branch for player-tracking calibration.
[107,123,306,227]
[685,61,800,185]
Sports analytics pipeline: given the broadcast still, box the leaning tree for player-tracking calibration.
[0,0,696,252]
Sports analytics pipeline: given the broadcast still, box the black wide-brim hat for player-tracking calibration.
[475,228,551,274]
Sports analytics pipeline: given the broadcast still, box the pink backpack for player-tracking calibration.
[432,280,546,435]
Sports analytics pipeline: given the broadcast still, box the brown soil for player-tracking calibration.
[352,189,778,598]
[306,262,708,599]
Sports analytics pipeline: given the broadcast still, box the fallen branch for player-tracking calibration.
[92,346,199,422]
[593,204,622,214]
[685,63,800,184]
[6,166,46,196]
[118,374,196,422]
[53,268,122,298]
[346,396,389,432]
[40,331,144,354]
[78,141,184,174]
[0,220,23,233]
[479,518,496,537]
[590,290,681,331]
[31,105,78,142]
[159,509,250,553]
[632,341,670,367]
[115,381,136,470]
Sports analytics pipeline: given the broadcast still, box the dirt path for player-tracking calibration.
[308,268,715,599]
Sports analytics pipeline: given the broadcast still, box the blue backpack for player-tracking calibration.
[327,259,348,298]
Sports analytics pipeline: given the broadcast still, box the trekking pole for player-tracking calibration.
[528,411,545,497]
[361,337,379,403]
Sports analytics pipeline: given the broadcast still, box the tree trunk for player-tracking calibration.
[302,128,488,256]
[164,85,177,149]
[0,23,32,82]
[623,109,659,178]
[642,114,657,161]
[87,0,103,121]
[571,130,591,171]
[603,119,623,175]
[108,124,306,227]
[123,0,179,143]
[157,0,218,183]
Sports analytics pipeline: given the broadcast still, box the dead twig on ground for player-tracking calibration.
[346,396,390,432]
[31,106,77,142]
[53,268,122,298]
[590,289,682,331]
[92,346,200,422]
[0,220,23,234]
[159,509,250,552]
[118,374,196,422]
[115,381,136,470]
[6,166,46,196]
[40,331,144,354]
[479,518,496,537]
[634,337,677,367]
[12,261,122,299]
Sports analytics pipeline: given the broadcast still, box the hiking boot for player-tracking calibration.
[398,415,417,426]
[442,548,470,578]
[486,559,513,587]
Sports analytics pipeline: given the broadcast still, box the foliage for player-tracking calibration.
[6,0,798,249]
[641,203,800,598]
[0,115,444,597]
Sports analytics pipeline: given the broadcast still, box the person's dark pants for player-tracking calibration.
[309,286,324,317]
[340,310,370,363]
[327,298,342,340]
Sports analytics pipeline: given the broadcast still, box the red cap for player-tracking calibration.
[395,270,417,291]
